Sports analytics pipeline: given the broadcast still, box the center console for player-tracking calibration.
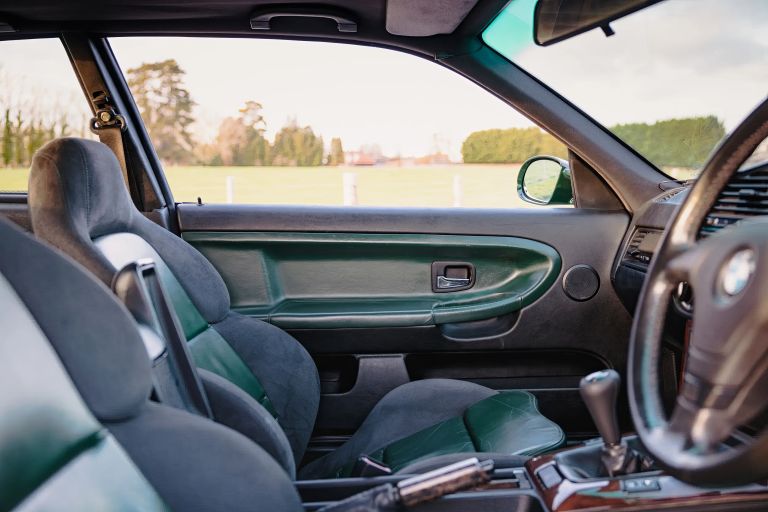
[526,440,767,511]
[299,467,542,510]
[526,369,768,512]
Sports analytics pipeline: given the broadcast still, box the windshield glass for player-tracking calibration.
[483,0,768,180]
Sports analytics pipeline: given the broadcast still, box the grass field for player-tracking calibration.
[0,168,29,193]
[2,163,700,207]
[2,164,536,209]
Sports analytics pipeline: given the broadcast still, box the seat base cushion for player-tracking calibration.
[108,403,302,512]
[298,379,564,479]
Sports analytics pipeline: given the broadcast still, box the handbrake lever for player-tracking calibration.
[318,457,494,511]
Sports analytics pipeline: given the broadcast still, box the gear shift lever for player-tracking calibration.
[580,370,638,476]
[580,370,621,446]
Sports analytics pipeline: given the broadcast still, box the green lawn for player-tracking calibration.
[0,163,701,206]
[0,168,30,193]
[163,164,529,208]
[0,163,554,209]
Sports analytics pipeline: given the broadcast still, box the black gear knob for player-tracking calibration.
[580,369,621,447]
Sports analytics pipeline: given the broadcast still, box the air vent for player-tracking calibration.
[627,230,647,252]
[701,166,768,237]
[623,228,662,267]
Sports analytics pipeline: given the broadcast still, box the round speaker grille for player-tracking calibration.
[562,265,600,302]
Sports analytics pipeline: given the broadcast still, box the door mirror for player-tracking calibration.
[517,156,573,205]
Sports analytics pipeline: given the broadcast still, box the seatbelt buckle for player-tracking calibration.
[351,455,392,477]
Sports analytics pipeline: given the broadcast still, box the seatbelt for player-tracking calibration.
[113,259,213,419]
[61,35,131,191]
[89,90,130,188]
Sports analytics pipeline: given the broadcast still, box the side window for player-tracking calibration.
[111,38,571,208]
[0,38,93,193]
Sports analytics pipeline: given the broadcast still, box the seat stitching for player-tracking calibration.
[461,408,481,452]
[73,141,91,227]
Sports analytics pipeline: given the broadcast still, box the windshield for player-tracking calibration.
[483,0,768,180]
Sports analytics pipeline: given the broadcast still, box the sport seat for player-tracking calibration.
[28,138,565,479]
[0,217,302,511]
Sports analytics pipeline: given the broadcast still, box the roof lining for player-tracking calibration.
[0,0,509,59]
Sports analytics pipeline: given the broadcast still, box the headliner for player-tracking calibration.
[0,0,509,57]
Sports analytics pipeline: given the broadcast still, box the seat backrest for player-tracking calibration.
[0,224,166,510]
[27,138,320,466]
[0,218,302,511]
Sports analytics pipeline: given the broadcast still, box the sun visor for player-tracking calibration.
[386,0,478,37]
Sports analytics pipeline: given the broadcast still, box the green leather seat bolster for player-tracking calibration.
[0,275,167,511]
[188,327,278,417]
[95,233,278,418]
[15,437,169,512]
[334,391,565,477]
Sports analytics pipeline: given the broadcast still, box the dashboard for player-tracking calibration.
[610,161,768,413]
[612,159,768,317]
[612,185,689,315]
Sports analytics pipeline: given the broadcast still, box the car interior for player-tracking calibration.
[1,0,768,510]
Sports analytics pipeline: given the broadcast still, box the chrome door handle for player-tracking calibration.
[436,275,471,290]
[432,262,475,293]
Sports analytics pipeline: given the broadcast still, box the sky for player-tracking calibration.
[1,0,767,161]
[108,37,530,160]
[0,40,93,130]
[511,0,768,131]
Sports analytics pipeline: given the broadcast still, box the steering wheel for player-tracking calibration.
[629,96,768,487]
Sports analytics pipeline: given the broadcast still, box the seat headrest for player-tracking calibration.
[28,138,138,286]
[28,137,232,324]
[30,138,137,238]
[0,218,153,422]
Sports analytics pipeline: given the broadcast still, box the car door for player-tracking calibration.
[105,36,635,458]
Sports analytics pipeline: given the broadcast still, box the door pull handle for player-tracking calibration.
[436,276,471,290]
[432,262,475,293]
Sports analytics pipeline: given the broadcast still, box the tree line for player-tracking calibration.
[0,109,88,167]
[461,127,568,164]
[127,59,344,167]
[462,116,725,169]
[2,58,726,171]
[610,116,724,169]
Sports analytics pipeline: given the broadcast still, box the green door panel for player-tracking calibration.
[182,232,561,329]
[265,298,435,328]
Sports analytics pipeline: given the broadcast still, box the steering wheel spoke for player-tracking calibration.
[672,374,746,450]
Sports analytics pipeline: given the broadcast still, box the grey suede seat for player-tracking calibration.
[28,138,565,479]
[0,217,303,511]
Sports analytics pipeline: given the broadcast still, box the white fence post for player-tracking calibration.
[343,172,358,206]
[225,175,234,204]
[452,174,463,207]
